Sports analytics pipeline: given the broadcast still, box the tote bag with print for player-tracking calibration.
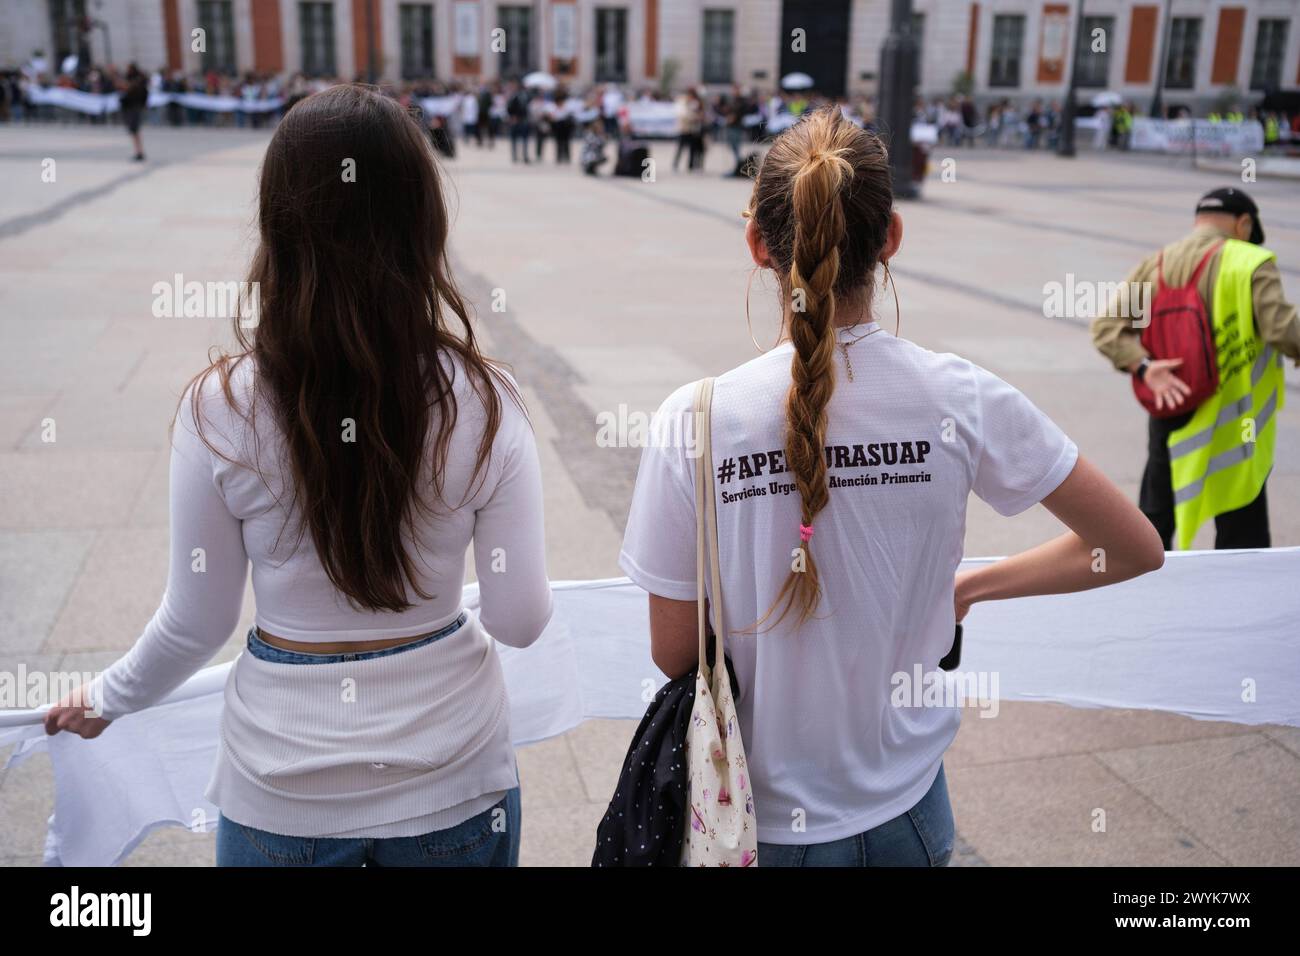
[682,377,758,867]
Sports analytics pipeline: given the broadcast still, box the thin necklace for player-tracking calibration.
[838,323,881,382]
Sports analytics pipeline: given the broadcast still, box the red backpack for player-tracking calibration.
[1132,241,1222,418]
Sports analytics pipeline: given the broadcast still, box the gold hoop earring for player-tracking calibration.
[745,268,782,353]
[883,262,901,336]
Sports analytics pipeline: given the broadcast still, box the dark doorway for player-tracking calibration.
[779,0,852,97]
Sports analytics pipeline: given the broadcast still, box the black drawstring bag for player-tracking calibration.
[591,636,738,867]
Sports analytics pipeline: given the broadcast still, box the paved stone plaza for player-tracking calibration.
[0,123,1297,866]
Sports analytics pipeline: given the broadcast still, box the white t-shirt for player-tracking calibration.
[460,92,479,124]
[620,323,1078,844]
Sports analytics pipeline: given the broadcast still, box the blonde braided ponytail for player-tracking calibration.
[749,108,894,630]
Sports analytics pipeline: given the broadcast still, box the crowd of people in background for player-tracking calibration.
[0,57,880,173]
[2,54,1297,170]
[447,83,873,172]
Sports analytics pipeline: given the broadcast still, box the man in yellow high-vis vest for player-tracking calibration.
[1092,188,1300,550]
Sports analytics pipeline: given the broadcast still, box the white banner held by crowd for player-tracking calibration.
[418,95,460,119]
[26,86,285,116]
[624,101,679,138]
[1130,118,1265,156]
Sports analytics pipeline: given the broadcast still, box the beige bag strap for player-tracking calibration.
[693,377,725,689]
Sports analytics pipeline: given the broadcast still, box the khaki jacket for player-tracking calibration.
[1091,224,1300,372]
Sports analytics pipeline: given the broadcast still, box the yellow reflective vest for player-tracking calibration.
[1169,240,1284,549]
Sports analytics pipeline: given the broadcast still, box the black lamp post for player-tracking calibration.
[878,0,919,199]
[1057,0,1084,157]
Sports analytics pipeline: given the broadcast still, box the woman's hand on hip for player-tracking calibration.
[954,568,979,623]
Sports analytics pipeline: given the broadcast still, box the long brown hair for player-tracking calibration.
[747,107,894,628]
[189,84,516,613]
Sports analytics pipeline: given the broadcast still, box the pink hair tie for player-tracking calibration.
[799,524,814,542]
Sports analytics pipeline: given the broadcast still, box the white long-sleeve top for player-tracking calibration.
[87,350,552,745]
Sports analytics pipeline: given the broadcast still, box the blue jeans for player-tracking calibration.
[242,611,467,664]
[509,121,531,161]
[216,613,521,866]
[758,764,954,867]
[216,790,521,867]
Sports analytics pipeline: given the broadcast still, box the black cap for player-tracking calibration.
[1195,187,1264,244]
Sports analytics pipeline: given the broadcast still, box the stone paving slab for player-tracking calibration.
[0,530,96,652]
[1094,734,1300,867]
[949,751,1227,867]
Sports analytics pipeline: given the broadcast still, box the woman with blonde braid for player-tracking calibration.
[620,108,1163,866]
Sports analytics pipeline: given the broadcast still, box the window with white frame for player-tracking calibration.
[1164,17,1201,90]
[399,3,435,78]
[498,5,536,78]
[1073,15,1113,88]
[989,15,1024,88]
[702,9,735,85]
[1250,19,1289,91]
[595,7,628,82]
[299,2,337,77]
[198,0,237,75]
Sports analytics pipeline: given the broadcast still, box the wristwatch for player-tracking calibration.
[1134,357,1151,382]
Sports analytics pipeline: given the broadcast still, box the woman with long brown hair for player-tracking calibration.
[44,85,552,866]
[620,107,1164,866]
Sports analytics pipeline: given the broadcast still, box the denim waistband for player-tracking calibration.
[245,612,469,665]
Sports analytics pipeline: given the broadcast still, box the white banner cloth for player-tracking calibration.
[418,96,460,118]
[2,549,1297,865]
[26,87,285,116]
[624,101,679,138]
[1130,118,1265,156]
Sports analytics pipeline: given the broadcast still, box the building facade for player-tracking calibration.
[4,1,1298,105]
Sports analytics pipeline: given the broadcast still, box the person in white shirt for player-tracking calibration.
[460,87,481,145]
[529,92,552,161]
[44,85,553,867]
[601,84,624,137]
[620,107,1164,867]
